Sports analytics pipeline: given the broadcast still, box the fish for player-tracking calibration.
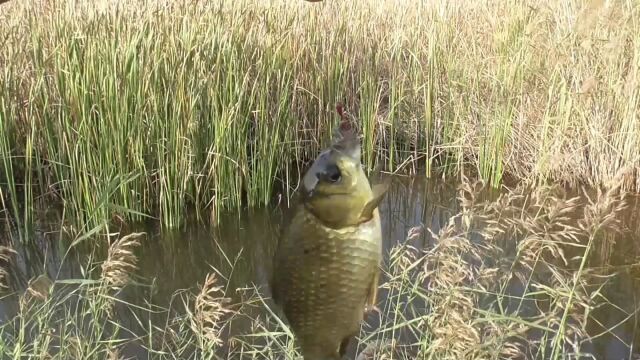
[271,103,388,360]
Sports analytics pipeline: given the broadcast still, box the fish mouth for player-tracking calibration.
[301,189,356,208]
[302,177,351,199]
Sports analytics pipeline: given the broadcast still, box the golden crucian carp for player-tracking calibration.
[271,104,388,360]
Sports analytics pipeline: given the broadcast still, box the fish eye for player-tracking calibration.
[328,168,341,183]
[317,163,342,183]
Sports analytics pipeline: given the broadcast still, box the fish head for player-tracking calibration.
[301,104,386,228]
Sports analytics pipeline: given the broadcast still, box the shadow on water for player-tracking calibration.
[1,176,639,359]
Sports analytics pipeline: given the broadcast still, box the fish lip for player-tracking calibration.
[301,190,352,213]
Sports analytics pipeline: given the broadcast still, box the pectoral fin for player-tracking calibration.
[358,181,390,222]
[364,268,380,314]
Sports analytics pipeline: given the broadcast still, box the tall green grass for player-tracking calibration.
[0,0,639,231]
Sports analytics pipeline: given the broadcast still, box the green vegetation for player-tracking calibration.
[1,0,638,234]
[0,175,635,359]
[0,1,638,356]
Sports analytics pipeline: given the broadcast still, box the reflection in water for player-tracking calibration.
[1,176,639,358]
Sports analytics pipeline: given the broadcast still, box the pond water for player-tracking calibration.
[1,176,639,359]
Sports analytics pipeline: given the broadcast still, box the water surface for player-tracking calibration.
[1,176,639,359]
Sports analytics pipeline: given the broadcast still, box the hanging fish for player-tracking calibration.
[271,103,387,360]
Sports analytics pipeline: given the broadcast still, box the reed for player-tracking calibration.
[0,0,638,233]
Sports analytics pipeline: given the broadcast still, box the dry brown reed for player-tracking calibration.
[190,273,232,348]
[369,171,631,359]
[100,232,145,290]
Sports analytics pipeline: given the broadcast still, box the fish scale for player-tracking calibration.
[273,208,381,359]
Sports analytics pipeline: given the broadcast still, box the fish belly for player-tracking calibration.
[275,212,382,359]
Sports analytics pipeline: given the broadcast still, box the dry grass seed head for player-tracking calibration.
[422,176,623,359]
[422,220,485,358]
[191,272,232,347]
[579,181,629,236]
[379,173,633,359]
[101,232,145,290]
